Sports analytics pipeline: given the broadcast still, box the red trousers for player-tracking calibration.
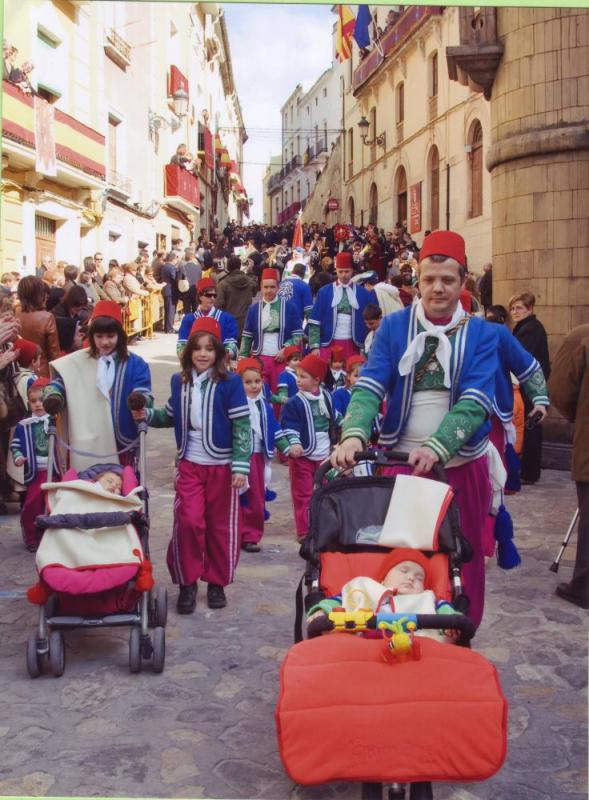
[167,460,241,587]
[241,452,265,545]
[320,339,359,362]
[259,355,283,394]
[288,457,321,538]
[21,470,47,551]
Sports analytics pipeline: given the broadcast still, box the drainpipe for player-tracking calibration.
[445,162,450,230]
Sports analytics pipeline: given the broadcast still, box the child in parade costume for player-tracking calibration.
[42,300,152,472]
[325,345,346,392]
[281,354,336,542]
[177,278,239,359]
[236,358,290,553]
[332,355,366,426]
[11,377,52,551]
[13,339,42,399]
[306,548,459,642]
[240,268,303,397]
[308,251,372,362]
[363,303,383,356]
[272,345,302,406]
[132,316,251,614]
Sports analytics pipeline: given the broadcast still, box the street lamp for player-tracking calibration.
[148,87,190,135]
[171,87,189,119]
[358,115,386,149]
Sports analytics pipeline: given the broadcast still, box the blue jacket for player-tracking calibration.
[491,323,547,422]
[254,396,286,459]
[277,367,298,399]
[332,387,352,420]
[11,420,44,484]
[278,277,313,321]
[151,372,250,470]
[309,282,372,347]
[177,308,239,354]
[355,306,497,459]
[242,298,303,355]
[281,390,335,457]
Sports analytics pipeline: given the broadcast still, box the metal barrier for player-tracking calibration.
[123,291,163,339]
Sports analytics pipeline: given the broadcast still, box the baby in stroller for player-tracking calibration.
[25,460,167,678]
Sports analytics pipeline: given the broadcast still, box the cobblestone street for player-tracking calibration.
[0,333,586,800]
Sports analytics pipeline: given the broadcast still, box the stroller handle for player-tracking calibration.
[314,448,449,487]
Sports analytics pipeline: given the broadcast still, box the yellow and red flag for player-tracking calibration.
[335,5,355,63]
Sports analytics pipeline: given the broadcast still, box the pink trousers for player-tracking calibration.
[259,355,283,394]
[320,339,360,362]
[21,470,47,551]
[167,460,241,587]
[241,452,265,545]
[288,457,322,538]
[384,455,492,629]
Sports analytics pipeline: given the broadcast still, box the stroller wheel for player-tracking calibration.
[361,783,383,800]
[129,626,142,673]
[152,626,165,673]
[26,632,43,678]
[151,585,168,628]
[49,631,65,677]
[409,783,433,800]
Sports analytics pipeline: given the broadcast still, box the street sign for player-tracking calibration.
[327,198,340,211]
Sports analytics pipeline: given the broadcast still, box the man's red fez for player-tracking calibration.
[335,251,354,270]
[418,231,466,267]
[261,268,279,283]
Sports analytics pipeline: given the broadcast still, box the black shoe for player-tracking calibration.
[241,542,261,553]
[177,583,197,614]
[207,583,227,609]
[556,582,589,609]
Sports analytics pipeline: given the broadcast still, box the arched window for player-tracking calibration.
[348,196,355,226]
[429,146,440,231]
[468,120,483,218]
[395,167,407,227]
[369,183,378,226]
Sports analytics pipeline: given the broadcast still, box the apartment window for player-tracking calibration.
[323,87,327,98]
[347,128,354,179]
[369,183,378,226]
[396,166,408,226]
[296,181,301,201]
[36,26,65,101]
[397,82,405,123]
[429,146,440,231]
[468,120,483,218]
[348,196,355,226]
[430,51,438,97]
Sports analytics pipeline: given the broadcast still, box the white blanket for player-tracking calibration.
[36,480,144,573]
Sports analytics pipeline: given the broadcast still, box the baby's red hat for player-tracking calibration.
[298,354,328,382]
[236,357,263,375]
[345,354,366,372]
[29,377,50,391]
[261,268,279,283]
[377,548,432,588]
[189,316,221,340]
[419,231,466,268]
[13,338,39,367]
[91,300,123,325]
[197,278,216,293]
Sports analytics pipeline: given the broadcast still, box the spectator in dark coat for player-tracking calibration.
[215,256,257,336]
[509,291,550,484]
[180,247,202,314]
[478,263,493,311]
[548,324,589,608]
[160,254,179,334]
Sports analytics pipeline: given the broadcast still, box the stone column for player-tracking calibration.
[487,8,589,462]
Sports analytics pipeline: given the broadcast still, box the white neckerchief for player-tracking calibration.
[246,390,263,438]
[261,298,276,330]
[300,389,329,418]
[96,354,116,400]
[22,413,50,433]
[398,300,466,389]
[285,366,297,375]
[190,368,211,431]
[332,281,359,310]
[197,306,216,318]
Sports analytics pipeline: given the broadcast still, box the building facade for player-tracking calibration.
[1,0,247,273]
[342,5,492,270]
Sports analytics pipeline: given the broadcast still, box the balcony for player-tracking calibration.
[352,6,443,94]
[104,28,132,69]
[277,201,301,225]
[292,154,302,170]
[164,163,200,216]
[315,140,327,157]
[304,143,315,164]
[267,173,282,193]
[1,79,106,188]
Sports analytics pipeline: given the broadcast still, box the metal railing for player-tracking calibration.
[123,292,163,339]
[104,28,132,66]
[108,170,132,195]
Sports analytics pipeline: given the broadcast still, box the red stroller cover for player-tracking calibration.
[276,635,507,785]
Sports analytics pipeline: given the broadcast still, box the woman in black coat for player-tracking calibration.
[510,291,551,483]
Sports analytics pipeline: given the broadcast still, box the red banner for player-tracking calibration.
[203,127,214,170]
[168,65,189,97]
[409,182,422,234]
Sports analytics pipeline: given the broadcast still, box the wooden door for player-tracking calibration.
[35,214,56,267]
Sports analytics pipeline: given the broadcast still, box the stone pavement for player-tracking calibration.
[0,332,586,800]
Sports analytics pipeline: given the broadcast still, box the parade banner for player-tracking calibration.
[33,95,57,176]
[409,181,422,234]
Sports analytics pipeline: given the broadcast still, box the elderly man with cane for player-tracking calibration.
[331,231,498,629]
[547,325,589,609]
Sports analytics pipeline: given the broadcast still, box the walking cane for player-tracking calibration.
[45,415,57,484]
[550,508,579,573]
